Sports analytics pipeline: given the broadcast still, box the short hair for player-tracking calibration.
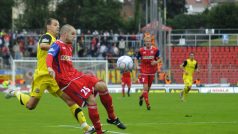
[60,24,74,35]
[45,18,57,26]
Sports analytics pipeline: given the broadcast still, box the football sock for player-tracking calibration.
[99,90,116,120]
[122,85,125,97]
[15,91,30,106]
[70,104,90,131]
[127,88,130,96]
[88,104,103,134]
[142,90,150,106]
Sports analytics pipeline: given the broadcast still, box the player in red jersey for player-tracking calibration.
[134,32,161,110]
[46,24,126,134]
[121,70,131,97]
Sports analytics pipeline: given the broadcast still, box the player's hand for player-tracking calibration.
[48,67,55,78]
[151,60,157,66]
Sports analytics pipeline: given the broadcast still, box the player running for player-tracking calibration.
[121,70,131,97]
[134,32,161,110]
[180,52,198,101]
[46,24,126,134]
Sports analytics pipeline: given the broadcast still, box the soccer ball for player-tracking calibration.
[117,56,134,71]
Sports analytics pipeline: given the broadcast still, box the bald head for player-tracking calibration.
[60,24,76,44]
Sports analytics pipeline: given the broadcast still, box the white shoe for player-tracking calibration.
[5,89,16,99]
[84,126,96,134]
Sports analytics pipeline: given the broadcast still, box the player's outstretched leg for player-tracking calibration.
[107,117,126,129]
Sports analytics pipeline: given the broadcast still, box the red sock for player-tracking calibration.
[99,90,116,120]
[142,90,150,106]
[88,104,103,134]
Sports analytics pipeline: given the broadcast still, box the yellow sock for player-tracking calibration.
[15,91,30,106]
[70,104,90,131]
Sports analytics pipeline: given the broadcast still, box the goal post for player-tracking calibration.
[11,59,108,90]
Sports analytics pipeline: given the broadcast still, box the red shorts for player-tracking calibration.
[139,74,155,86]
[62,75,99,107]
[122,77,131,87]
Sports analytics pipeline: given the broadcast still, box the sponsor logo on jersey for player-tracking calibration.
[142,56,154,59]
[42,38,50,43]
[61,55,72,61]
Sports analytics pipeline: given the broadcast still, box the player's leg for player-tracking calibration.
[126,78,131,97]
[127,83,131,97]
[87,94,103,134]
[6,79,45,110]
[121,82,125,97]
[95,81,126,129]
[49,80,93,133]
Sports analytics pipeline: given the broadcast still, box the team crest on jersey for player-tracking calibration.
[61,55,72,61]
[150,51,154,54]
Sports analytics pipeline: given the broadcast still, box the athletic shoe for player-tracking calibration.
[107,118,126,129]
[84,127,96,134]
[127,92,130,97]
[147,105,151,110]
[139,97,143,106]
[5,89,16,99]
[180,92,184,102]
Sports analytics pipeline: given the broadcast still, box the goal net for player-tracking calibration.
[11,59,108,91]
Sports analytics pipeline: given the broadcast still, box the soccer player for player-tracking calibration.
[5,18,94,134]
[134,32,161,110]
[46,24,126,134]
[180,52,198,101]
[121,70,131,97]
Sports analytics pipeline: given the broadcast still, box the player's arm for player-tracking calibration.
[46,43,60,78]
[180,60,188,75]
[151,50,161,65]
[195,63,199,72]
[39,34,52,50]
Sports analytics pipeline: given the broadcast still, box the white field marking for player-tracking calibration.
[125,121,238,126]
[47,124,130,134]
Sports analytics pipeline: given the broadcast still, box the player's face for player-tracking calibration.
[66,28,76,44]
[189,53,194,60]
[48,20,60,36]
[144,41,151,48]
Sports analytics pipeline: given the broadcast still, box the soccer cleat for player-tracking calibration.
[107,118,126,129]
[147,105,151,110]
[139,97,143,106]
[180,92,184,102]
[5,89,16,99]
[84,127,96,134]
[127,92,130,97]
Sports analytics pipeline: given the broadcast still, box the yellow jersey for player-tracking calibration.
[183,59,197,76]
[34,32,56,78]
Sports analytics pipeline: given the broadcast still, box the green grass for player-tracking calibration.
[0,92,238,134]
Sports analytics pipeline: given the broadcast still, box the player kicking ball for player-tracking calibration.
[46,24,126,134]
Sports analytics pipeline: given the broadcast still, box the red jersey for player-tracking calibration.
[46,40,97,89]
[137,46,159,74]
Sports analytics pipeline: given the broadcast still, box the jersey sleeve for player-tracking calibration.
[182,60,187,67]
[48,43,60,57]
[39,34,52,44]
[136,50,141,60]
[46,43,60,68]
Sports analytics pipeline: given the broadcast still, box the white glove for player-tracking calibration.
[48,67,55,78]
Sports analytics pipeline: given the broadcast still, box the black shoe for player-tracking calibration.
[139,97,143,106]
[127,92,130,97]
[107,118,126,129]
[147,105,151,110]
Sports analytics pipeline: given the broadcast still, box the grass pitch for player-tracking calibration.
[0,92,238,134]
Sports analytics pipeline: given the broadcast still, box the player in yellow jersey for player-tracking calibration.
[180,52,198,101]
[5,18,94,134]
